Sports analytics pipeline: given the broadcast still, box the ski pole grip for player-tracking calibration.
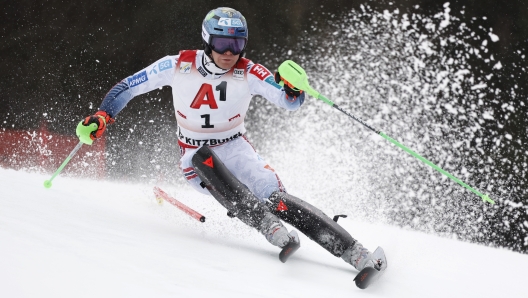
[277,60,335,106]
[76,121,98,145]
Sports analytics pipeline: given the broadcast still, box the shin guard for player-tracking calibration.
[267,191,357,257]
[191,145,267,229]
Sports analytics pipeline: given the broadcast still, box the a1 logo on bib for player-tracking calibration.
[233,68,244,80]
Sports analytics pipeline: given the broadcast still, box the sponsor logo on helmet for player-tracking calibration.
[220,8,236,17]
[127,71,148,87]
[205,11,215,20]
[218,18,243,27]
[180,62,192,74]
[233,68,244,80]
[202,25,210,41]
[249,64,271,81]
[159,59,173,72]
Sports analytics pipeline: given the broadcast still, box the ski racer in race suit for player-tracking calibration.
[79,7,380,272]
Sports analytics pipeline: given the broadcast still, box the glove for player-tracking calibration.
[275,72,303,99]
[76,110,114,145]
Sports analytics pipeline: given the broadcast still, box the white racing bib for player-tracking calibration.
[172,50,251,146]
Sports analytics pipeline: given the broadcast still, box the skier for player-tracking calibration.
[77,7,382,274]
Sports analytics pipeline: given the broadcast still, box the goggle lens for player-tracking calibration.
[210,37,246,55]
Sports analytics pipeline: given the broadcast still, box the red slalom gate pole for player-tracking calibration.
[154,186,206,223]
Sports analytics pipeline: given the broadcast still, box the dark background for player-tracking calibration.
[1,0,527,253]
[2,0,527,132]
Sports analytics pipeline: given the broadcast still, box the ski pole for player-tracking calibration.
[43,141,83,188]
[277,60,494,204]
[43,121,98,188]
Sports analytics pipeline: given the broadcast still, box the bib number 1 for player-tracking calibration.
[200,114,214,128]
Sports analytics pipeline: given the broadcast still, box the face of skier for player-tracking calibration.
[211,50,240,70]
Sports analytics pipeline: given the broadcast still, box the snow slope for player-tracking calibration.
[1,169,527,298]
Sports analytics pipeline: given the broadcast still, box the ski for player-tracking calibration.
[279,230,300,263]
[279,240,300,263]
[353,247,387,289]
[153,186,206,222]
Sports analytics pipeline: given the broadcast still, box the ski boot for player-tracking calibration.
[259,212,300,262]
[342,243,387,289]
[342,243,378,271]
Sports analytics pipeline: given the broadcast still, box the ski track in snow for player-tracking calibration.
[1,169,527,298]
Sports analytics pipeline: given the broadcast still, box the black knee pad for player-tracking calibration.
[267,191,357,257]
[191,145,267,228]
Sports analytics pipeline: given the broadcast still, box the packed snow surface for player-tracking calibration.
[1,169,527,297]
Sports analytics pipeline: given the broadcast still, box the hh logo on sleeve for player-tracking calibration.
[249,64,271,81]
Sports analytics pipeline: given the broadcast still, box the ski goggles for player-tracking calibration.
[209,36,247,55]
